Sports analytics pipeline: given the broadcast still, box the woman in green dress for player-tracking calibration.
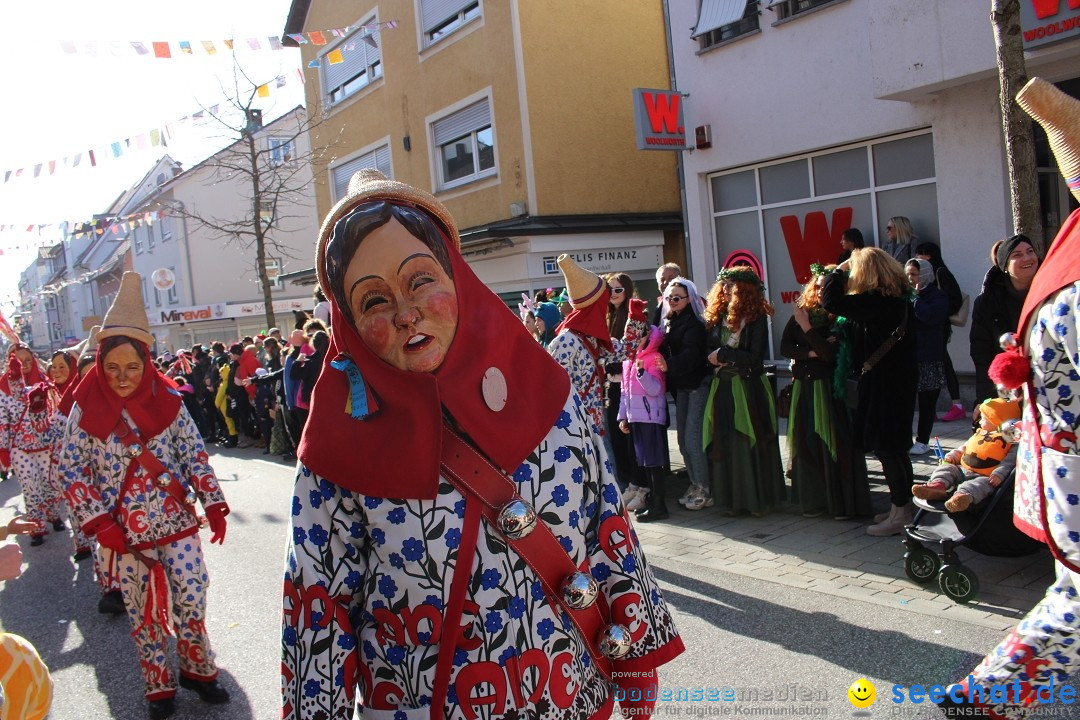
[780,267,871,519]
[703,267,787,516]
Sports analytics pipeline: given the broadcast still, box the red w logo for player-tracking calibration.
[1032,0,1080,19]
[779,207,853,284]
[642,91,682,134]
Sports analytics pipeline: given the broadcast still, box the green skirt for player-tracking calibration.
[705,371,787,514]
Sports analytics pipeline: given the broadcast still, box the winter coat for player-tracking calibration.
[780,315,837,381]
[911,284,948,364]
[618,327,667,425]
[661,310,708,392]
[705,313,769,377]
[821,271,917,455]
[970,266,1028,403]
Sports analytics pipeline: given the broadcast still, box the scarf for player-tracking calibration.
[298,227,571,500]
[0,348,46,398]
[555,287,614,353]
[72,340,182,441]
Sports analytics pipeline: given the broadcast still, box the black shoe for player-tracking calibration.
[74,547,93,561]
[179,675,231,704]
[52,519,65,531]
[147,697,176,719]
[222,436,238,449]
[98,590,125,615]
[30,536,44,546]
[636,472,670,523]
[282,452,297,461]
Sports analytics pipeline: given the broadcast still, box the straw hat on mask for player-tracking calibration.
[1017,77,1080,203]
[315,169,459,301]
[97,272,154,347]
[556,254,606,310]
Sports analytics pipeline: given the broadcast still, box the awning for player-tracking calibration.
[691,0,749,38]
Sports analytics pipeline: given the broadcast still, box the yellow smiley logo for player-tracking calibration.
[847,678,876,709]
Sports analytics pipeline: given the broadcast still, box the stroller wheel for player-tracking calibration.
[938,565,980,604]
[904,548,940,584]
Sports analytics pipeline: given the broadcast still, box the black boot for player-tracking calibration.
[222,435,238,448]
[636,469,669,523]
[98,590,125,615]
[179,674,231,703]
[147,697,176,719]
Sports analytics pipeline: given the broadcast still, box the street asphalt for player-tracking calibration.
[1,430,1078,719]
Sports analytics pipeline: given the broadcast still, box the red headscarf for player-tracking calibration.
[555,287,615,353]
[298,218,571,500]
[72,338,182,441]
[0,345,46,397]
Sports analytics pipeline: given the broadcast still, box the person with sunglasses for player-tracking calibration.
[661,278,711,510]
[605,274,644,505]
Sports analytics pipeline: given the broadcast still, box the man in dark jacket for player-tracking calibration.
[969,235,1039,405]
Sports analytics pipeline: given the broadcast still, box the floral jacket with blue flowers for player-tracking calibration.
[59,405,228,550]
[547,332,625,438]
[281,390,683,720]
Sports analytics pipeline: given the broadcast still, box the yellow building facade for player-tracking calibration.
[283,0,683,299]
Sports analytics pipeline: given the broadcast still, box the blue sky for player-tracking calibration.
[0,0,306,312]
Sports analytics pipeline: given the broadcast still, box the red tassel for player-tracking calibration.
[988,348,1031,391]
[136,564,174,639]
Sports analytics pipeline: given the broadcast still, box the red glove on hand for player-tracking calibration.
[94,520,127,554]
[617,668,657,719]
[0,449,10,470]
[205,505,228,545]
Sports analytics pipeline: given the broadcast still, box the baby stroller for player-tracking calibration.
[902,470,1044,604]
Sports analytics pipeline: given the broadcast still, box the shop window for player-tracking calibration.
[812,148,869,196]
[711,169,757,212]
[872,134,936,186]
[695,0,760,50]
[759,159,810,205]
[420,0,481,48]
[320,15,383,108]
[331,144,392,201]
[431,97,495,190]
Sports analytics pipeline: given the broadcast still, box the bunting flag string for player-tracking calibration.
[58,21,398,60]
[0,209,170,248]
[1,69,306,186]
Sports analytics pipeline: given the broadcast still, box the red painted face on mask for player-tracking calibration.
[343,219,459,373]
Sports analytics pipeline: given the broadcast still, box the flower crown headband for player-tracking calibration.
[717,266,765,289]
[809,263,827,277]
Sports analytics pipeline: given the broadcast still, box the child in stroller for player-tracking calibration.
[912,399,1020,513]
[902,398,1044,603]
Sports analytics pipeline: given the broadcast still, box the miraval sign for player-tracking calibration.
[1021,0,1080,49]
[150,304,226,326]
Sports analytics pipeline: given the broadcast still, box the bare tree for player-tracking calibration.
[174,63,340,329]
[991,0,1044,249]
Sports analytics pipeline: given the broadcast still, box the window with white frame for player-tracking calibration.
[331,145,392,201]
[141,278,149,306]
[154,285,161,307]
[269,137,294,166]
[160,214,173,242]
[263,258,283,291]
[147,219,156,249]
[321,18,383,107]
[258,199,274,227]
[432,98,494,190]
[167,267,178,304]
[50,323,63,342]
[134,227,144,254]
[420,0,481,47]
[694,0,759,49]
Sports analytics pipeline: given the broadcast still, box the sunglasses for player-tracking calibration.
[609,287,626,294]
[667,295,688,302]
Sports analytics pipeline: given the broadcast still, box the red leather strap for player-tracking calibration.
[439,425,614,680]
[112,418,195,518]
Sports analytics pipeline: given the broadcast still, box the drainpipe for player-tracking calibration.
[661,0,694,279]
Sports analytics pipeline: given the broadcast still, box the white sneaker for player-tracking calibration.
[677,486,695,506]
[909,442,930,455]
[625,489,648,512]
[621,485,644,505]
[684,487,711,511]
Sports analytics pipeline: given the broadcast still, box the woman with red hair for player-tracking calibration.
[703,267,786,517]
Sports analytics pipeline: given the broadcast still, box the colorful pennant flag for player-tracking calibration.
[180,41,192,54]
[202,40,217,55]
[327,49,344,65]
[153,42,171,58]
[257,84,270,98]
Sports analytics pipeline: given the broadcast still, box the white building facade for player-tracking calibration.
[671,0,1080,380]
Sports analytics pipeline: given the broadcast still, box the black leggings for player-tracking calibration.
[916,388,941,444]
[877,452,914,507]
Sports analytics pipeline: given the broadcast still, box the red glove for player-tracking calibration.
[617,668,657,719]
[205,505,228,545]
[0,449,10,470]
[94,520,127,554]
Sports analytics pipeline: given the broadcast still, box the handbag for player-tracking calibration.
[845,304,909,410]
[949,293,971,327]
[776,384,792,419]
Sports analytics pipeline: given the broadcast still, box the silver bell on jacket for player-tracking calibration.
[498,500,537,540]
[561,571,599,610]
[999,332,1019,351]
[1000,419,1023,444]
[597,623,632,659]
